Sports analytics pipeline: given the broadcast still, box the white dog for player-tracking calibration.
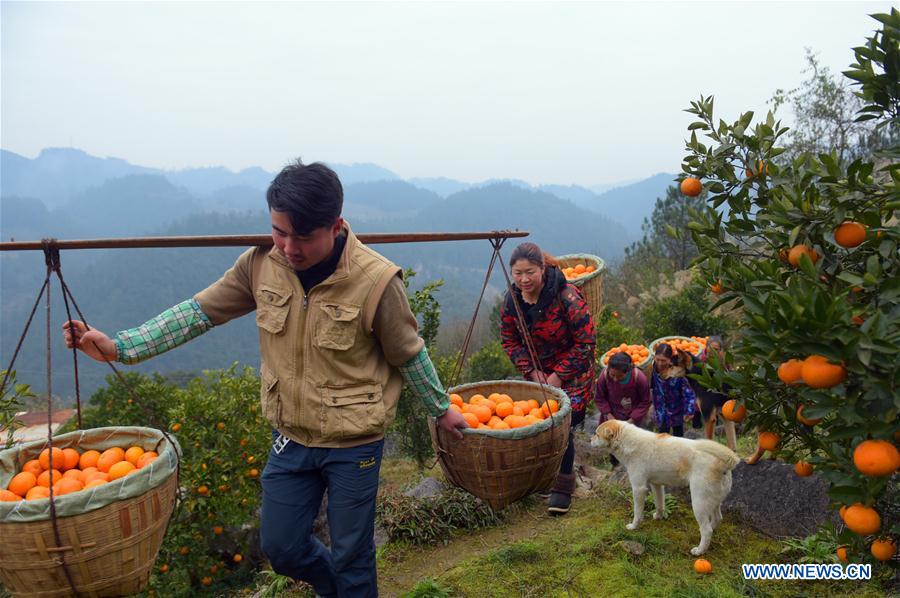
[590,419,739,555]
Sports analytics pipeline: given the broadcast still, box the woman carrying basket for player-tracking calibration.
[500,242,596,515]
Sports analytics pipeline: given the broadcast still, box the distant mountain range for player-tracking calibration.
[0,147,678,398]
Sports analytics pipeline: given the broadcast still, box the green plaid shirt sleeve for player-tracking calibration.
[399,347,450,417]
[114,299,214,364]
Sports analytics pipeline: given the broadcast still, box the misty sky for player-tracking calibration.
[1,1,892,186]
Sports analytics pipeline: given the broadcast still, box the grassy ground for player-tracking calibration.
[256,466,890,597]
[244,429,893,597]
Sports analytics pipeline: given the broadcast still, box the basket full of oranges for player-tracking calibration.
[648,336,706,361]
[556,253,605,321]
[428,380,571,510]
[0,426,179,597]
[600,343,652,372]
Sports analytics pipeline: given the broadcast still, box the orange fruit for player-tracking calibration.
[38,447,65,471]
[496,394,513,404]
[26,486,50,500]
[84,479,108,489]
[541,399,560,417]
[870,538,896,562]
[574,264,586,274]
[720,400,746,423]
[680,177,702,197]
[0,489,20,501]
[171,423,182,432]
[469,394,486,404]
[709,281,724,294]
[787,244,819,268]
[796,405,822,426]
[449,394,463,407]
[469,404,492,424]
[776,359,804,385]
[843,503,880,535]
[487,392,503,403]
[53,478,84,496]
[84,471,110,483]
[462,412,479,428]
[125,446,145,466]
[524,414,541,426]
[496,402,514,418]
[852,440,900,477]
[834,221,867,248]
[794,461,813,477]
[22,459,42,477]
[62,469,85,482]
[8,471,37,497]
[213,526,223,535]
[800,355,846,389]
[108,461,136,481]
[758,432,780,452]
[504,415,528,429]
[491,421,510,430]
[196,485,210,495]
[528,408,545,419]
[745,160,769,178]
[693,558,712,574]
[836,546,848,562]
[201,577,212,586]
[60,448,80,471]
[233,554,243,563]
[79,450,101,470]
[37,469,62,488]
[97,447,126,473]
[159,564,170,573]
[448,404,462,413]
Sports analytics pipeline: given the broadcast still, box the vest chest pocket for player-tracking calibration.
[319,383,385,442]
[316,303,360,351]
[256,286,292,334]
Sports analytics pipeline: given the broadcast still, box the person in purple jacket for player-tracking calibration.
[595,351,652,466]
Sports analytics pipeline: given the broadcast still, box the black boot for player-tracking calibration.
[547,473,576,515]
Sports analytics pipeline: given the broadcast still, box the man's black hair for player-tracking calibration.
[266,159,343,235]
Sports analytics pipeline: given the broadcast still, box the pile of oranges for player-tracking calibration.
[601,344,650,366]
[448,392,560,430]
[655,337,703,356]
[690,336,709,349]
[562,263,597,281]
[1,445,158,503]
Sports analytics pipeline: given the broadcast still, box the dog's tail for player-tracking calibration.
[694,440,740,472]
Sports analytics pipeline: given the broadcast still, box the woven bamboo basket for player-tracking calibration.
[428,380,571,510]
[556,253,605,321]
[599,345,653,374]
[648,335,706,361]
[0,427,178,598]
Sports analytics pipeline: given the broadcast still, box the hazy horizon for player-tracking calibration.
[2,1,892,187]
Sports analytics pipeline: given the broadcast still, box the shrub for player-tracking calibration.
[377,486,508,545]
[463,340,518,383]
[638,279,732,341]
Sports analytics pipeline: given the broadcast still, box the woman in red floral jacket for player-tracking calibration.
[500,242,596,515]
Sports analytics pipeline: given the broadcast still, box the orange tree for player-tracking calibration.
[682,11,898,568]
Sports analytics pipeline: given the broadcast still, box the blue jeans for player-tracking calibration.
[260,432,384,598]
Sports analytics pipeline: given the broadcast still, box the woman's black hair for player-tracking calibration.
[608,351,633,372]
